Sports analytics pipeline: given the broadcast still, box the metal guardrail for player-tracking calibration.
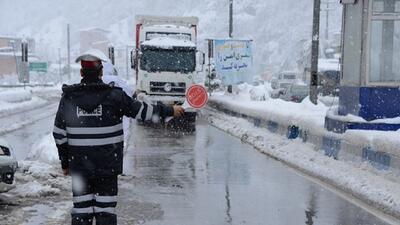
[0,84,54,88]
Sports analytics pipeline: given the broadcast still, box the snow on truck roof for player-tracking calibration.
[136,15,198,27]
[146,24,193,33]
[141,37,196,49]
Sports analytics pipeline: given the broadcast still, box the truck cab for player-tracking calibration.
[133,15,202,128]
[134,16,201,104]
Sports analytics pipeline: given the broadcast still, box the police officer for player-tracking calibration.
[53,49,184,225]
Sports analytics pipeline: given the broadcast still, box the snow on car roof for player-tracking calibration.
[141,37,196,49]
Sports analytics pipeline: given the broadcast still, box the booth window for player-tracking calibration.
[369,0,400,83]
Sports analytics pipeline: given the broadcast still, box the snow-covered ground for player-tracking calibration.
[0,142,71,225]
[210,83,400,154]
[213,83,331,130]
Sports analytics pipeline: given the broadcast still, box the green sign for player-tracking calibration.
[29,62,48,73]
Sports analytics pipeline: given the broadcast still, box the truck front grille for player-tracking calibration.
[150,82,186,94]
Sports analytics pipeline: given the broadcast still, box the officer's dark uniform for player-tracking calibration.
[53,78,173,225]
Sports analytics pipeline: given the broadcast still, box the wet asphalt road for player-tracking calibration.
[117,120,392,225]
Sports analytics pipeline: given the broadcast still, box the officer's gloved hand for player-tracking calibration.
[63,168,69,176]
[173,105,185,117]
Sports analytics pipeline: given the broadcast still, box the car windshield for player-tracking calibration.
[292,86,309,94]
[140,47,196,73]
[0,146,10,156]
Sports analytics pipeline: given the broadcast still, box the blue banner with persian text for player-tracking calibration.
[214,39,253,85]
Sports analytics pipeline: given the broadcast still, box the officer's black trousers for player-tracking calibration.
[71,175,118,225]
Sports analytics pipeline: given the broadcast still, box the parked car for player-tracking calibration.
[319,70,340,96]
[270,82,292,98]
[271,71,299,89]
[318,58,340,96]
[0,138,17,185]
[280,84,309,103]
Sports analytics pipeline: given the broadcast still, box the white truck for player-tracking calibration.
[132,15,203,128]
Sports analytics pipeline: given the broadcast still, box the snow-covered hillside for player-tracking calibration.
[0,0,342,75]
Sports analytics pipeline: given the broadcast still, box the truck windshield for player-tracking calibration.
[140,48,196,73]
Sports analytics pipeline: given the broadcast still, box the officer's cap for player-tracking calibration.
[75,49,108,69]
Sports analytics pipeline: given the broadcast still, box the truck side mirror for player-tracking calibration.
[196,51,205,72]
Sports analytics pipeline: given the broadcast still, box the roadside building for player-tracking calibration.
[326,0,400,132]
[0,36,35,77]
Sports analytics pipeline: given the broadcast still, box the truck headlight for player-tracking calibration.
[164,83,172,92]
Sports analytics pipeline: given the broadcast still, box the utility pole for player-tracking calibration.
[310,0,321,105]
[325,1,329,40]
[126,46,129,79]
[67,24,71,80]
[21,40,29,87]
[10,40,19,77]
[229,0,233,38]
[108,45,115,65]
[58,48,62,83]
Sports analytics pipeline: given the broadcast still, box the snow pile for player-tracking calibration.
[344,130,400,157]
[18,160,58,180]
[211,88,329,131]
[0,96,47,118]
[249,85,270,101]
[8,160,70,199]
[0,89,32,103]
[0,86,61,119]
[27,133,59,165]
[203,109,400,219]
[318,95,339,107]
[9,181,60,198]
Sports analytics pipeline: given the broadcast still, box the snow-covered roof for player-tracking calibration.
[0,52,22,57]
[0,35,19,39]
[136,15,198,27]
[79,27,110,33]
[141,37,196,49]
[0,47,13,51]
